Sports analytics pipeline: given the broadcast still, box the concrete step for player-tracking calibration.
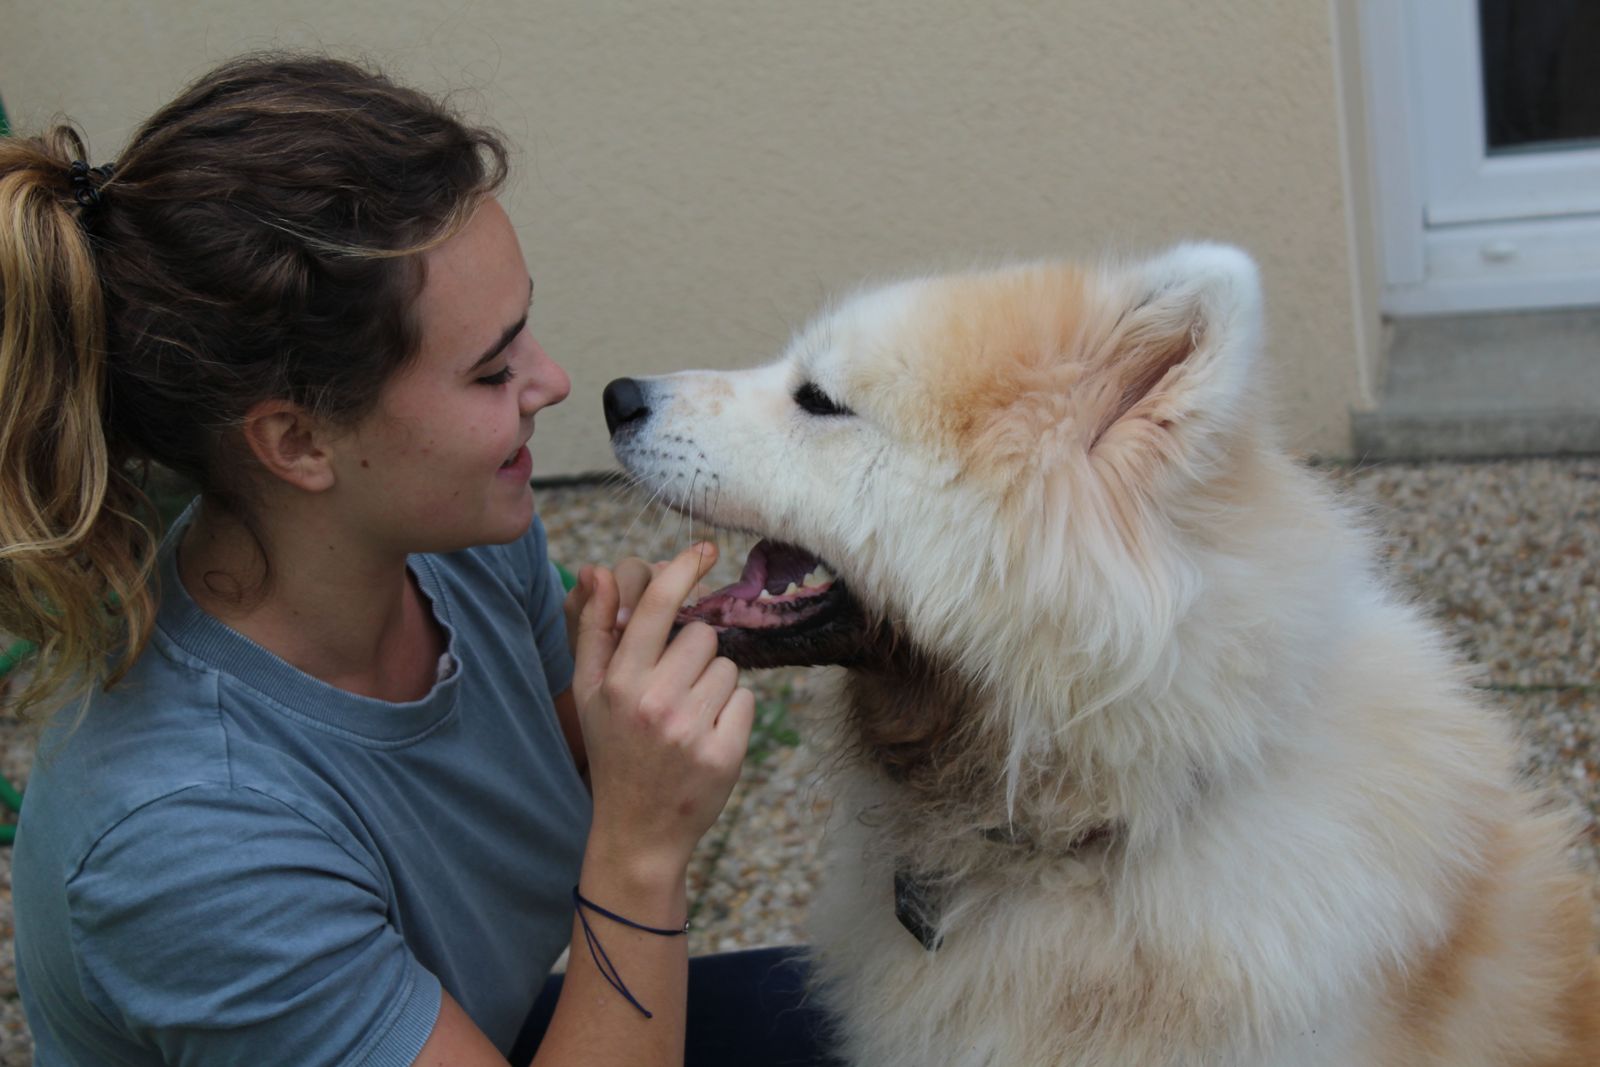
[1352,308,1600,459]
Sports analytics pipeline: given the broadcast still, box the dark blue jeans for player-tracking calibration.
[509,946,844,1066]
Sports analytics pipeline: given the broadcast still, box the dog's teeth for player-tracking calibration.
[784,582,800,596]
[757,589,774,601]
[802,567,832,588]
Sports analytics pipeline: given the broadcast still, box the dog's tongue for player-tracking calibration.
[715,540,817,600]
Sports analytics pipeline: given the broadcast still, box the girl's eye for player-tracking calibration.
[477,366,515,387]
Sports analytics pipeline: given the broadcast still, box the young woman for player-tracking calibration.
[0,53,831,1066]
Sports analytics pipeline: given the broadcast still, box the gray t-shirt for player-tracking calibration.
[13,508,590,1065]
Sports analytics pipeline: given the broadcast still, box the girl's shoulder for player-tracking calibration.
[18,639,248,870]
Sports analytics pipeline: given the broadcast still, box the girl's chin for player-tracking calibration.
[468,503,536,551]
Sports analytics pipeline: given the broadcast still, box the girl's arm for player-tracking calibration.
[414,543,753,1067]
[552,687,588,786]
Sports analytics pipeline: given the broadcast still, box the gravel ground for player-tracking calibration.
[0,457,1597,1061]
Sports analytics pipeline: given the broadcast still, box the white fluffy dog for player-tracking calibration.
[604,244,1600,1066]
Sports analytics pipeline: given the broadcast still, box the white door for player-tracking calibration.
[1362,0,1600,314]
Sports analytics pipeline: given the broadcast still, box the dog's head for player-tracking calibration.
[607,244,1271,699]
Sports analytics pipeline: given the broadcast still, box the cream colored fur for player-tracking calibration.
[611,245,1600,1065]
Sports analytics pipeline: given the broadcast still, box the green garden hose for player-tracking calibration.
[0,637,31,843]
[0,774,19,844]
[553,561,577,593]
[0,638,35,677]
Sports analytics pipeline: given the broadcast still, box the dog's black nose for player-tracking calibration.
[602,377,651,436]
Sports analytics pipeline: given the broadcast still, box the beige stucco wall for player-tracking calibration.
[3,1,1372,475]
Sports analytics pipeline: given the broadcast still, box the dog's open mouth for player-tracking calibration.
[677,540,835,628]
[675,539,870,669]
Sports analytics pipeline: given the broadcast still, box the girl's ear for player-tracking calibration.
[1082,243,1264,452]
[239,399,338,492]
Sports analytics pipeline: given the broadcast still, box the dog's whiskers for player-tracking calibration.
[649,491,675,559]
[620,476,671,547]
[679,469,700,551]
[595,469,637,508]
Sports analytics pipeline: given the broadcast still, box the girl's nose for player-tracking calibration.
[521,338,571,412]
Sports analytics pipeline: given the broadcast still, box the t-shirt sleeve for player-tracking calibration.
[65,785,442,1067]
[513,513,576,696]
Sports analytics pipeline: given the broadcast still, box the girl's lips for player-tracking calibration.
[498,444,532,480]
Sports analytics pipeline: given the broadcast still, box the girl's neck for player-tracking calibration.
[177,499,446,702]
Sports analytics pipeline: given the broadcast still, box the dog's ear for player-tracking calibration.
[1082,243,1262,451]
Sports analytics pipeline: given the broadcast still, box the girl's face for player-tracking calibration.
[330,197,571,556]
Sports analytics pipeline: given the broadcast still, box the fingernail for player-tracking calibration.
[616,607,632,627]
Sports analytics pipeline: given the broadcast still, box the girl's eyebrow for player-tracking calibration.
[467,277,535,372]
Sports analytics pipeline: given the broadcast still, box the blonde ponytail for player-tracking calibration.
[0,127,157,720]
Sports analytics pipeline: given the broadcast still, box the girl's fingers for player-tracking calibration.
[612,557,653,629]
[685,656,740,723]
[613,542,720,668]
[610,559,713,631]
[647,620,722,698]
[562,564,592,633]
[708,687,757,764]
[571,567,621,693]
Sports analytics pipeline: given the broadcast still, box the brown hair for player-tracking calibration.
[0,53,509,719]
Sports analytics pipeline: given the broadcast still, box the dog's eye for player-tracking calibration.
[794,382,853,417]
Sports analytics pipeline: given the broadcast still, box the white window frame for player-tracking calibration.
[1360,0,1600,315]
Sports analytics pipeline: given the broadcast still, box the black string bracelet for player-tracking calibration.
[571,885,690,1019]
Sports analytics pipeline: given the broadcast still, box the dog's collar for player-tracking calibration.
[893,870,944,951]
[894,822,1119,951]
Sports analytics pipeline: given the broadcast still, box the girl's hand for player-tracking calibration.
[566,543,755,887]
[563,560,637,658]
[563,557,705,657]
[610,558,655,627]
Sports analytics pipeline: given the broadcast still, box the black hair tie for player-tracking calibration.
[68,159,116,210]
